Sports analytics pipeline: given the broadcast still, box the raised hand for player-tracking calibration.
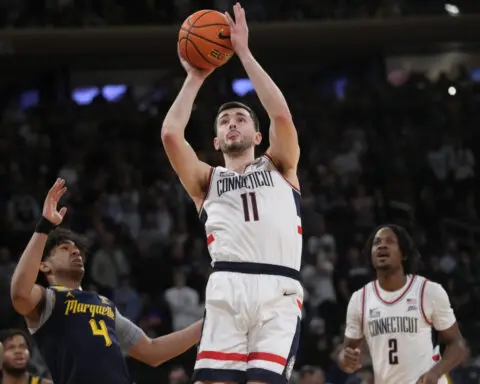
[225,2,249,57]
[178,45,214,81]
[42,178,68,225]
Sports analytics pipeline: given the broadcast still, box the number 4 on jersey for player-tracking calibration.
[89,319,112,347]
[240,192,259,222]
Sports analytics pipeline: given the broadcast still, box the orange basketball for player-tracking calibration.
[178,10,234,70]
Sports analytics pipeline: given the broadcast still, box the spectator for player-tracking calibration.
[164,270,202,331]
[113,275,142,322]
[90,231,130,292]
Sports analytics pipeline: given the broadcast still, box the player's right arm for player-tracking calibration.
[338,289,364,373]
[161,51,213,207]
[10,179,67,322]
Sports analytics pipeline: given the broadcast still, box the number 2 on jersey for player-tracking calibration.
[89,319,112,347]
[241,192,259,222]
[388,338,398,364]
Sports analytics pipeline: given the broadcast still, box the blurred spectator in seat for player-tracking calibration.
[113,275,142,322]
[164,269,202,331]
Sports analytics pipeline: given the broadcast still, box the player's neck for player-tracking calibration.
[2,371,30,384]
[376,271,407,292]
[224,151,255,174]
[50,276,82,290]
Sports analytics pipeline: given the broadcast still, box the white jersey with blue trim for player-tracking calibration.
[199,154,302,270]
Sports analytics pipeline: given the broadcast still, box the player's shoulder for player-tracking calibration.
[97,294,115,307]
[350,283,371,301]
[420,278,448,297]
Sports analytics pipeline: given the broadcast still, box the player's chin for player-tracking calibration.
[70,263,85,271]
[374,262,391,270]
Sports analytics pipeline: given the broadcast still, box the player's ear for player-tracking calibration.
[40,262,51,274]
[213,137,220,151]
[254,131,262,145]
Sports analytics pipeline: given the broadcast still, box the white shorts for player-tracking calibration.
[192,262,303,384]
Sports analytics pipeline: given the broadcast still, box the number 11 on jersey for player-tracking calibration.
[240,192,259,222]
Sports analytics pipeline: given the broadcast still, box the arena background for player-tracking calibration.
[1,1,480,383]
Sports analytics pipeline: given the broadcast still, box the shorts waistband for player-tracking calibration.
[212,261,301,281]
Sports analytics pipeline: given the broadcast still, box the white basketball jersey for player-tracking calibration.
[361,275,448,384]
[199,154,302,270]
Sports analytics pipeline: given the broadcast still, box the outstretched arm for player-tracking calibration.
[225,3,300,174]
[10,179,67,322]
[161,53,213,207]
[116,310,202,367]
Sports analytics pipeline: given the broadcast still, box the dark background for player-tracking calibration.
[1,1,480,383]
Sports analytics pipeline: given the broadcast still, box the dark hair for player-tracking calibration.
[42,227,88,261]
[0,329,31,352]
[363,224,420,274]
[215,101,260,134]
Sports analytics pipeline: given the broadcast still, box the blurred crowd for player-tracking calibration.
[1,64,480,383]
[0,0,479,28]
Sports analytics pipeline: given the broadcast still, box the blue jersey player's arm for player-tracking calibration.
[115,309,203,367]
[226,4,300,186]
[10,179,67,325]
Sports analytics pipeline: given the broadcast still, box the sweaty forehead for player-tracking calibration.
[218,108,249,120]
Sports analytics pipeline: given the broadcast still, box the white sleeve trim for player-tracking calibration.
[423,281,456,331]
[28,288,55,334]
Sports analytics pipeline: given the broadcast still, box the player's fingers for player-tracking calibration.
[47,178,61,194]
[224,11,234,27]
[238,5,247,23]
[59,207,67,218]
[233,3,241,19]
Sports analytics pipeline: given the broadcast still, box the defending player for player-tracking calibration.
[10,179,203,384]
[162,3,302,383]
[0,329,52,384]
[338,224,468,384]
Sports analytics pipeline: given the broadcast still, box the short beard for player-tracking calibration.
[3,363,27,377]
[219,137,253,155]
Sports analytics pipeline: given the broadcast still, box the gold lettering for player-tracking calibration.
[64,300,115,320]
[209,49,233,62]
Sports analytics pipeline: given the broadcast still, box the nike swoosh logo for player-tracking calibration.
[218,30,231,40]
[283,292,296,296]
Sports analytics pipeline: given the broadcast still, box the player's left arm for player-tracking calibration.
[423,282,468,379]
[115,309,202,367]
[226,4,300,177]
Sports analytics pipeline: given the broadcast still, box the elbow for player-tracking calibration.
[271,112,292,124]
[460,340,470,362]
[149,358,165,368]
[160,127,181,145]
[10,291,32,316]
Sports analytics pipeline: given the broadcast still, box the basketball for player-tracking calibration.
[178,10,234,70]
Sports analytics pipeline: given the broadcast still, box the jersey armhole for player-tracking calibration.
[28,288,55,334]
[420,279,433,326]
[263,152,301,193]
[198,166,215,216]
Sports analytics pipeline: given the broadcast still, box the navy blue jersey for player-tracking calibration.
[32,287,133,384]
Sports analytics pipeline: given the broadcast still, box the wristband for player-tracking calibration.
[35,217,57,235]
